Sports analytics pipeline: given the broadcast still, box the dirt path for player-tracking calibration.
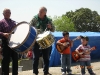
[9,61,100,75]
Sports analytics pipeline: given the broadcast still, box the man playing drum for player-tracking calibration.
[0,8,18,75]
[30,7,55,75]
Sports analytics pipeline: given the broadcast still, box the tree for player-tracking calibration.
[53,16,76,31]
[65,8,100,31]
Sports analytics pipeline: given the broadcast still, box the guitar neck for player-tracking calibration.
[72,37,78,42]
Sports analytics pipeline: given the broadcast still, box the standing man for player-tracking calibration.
[30,7,55,75]
[0,8,18,75]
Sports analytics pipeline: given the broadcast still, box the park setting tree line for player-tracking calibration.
[53,8,100,32]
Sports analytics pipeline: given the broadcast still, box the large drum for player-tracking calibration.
[9,21,37,53]
[36,31,55,49]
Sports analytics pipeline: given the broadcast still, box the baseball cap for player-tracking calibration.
[80,35,89,41]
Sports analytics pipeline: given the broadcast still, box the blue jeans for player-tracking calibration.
[80,61,94,74]
[61,54,72,73]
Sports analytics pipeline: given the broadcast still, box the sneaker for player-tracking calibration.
[62,72,66,75]
[44,73,52,75]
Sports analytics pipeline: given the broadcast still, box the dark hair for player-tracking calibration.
[80,36,89,41]
[62,31,69,36]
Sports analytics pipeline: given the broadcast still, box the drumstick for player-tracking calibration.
[9,31,14,35]
[10,31,14,34]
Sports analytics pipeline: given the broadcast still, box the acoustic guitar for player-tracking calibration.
[72,46,96,62]
[56,36,81,54]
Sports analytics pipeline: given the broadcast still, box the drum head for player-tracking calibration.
[37,34,43,38]
[9,22,30,48]
[36,37,43,41]
[43,31,50,36]
[36,31,50,40]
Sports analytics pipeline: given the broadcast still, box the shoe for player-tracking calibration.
[33,74,38,75]
[44,73,52,75]
[62,72,66,75]
[68,72,72,75]
[90,73,96,75]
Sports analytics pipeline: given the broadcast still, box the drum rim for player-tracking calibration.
[37,33,55,49]
[20,27,38,53]
[19,38,36,53]
[39,41,54,49]
[9,21,32,49]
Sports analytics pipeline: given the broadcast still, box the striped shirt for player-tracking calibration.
[0,18,16,38]
[76,44,91,61]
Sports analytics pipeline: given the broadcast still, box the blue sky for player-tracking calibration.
[0,0,100,22]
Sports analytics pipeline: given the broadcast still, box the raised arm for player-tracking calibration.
[48,19,55,32]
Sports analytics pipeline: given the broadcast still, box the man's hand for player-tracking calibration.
[47,24,52,29]
[3,33,10,38]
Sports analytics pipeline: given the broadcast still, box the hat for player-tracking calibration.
[80,35,89,41]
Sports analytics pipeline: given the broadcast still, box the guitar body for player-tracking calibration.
[56,36,86,54]
[56,42,69,53]
[72,49,85,62]
[56,44,67,53]
[72,51,80,62]
[72,46,96,61]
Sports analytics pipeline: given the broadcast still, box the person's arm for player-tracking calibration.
[0,21,3,36]
[70,41,73,47]
[57,40,64,46]
[47,19,55,32]
[30,17,37,27]
[85,45,91,54]
[56,39,67,47]
[75,45,81,55]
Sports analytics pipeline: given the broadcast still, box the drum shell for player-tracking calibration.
[9,22,37,53]
[14,27,36,52]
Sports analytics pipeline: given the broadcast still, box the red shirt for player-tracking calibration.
[58,38,71,54]
[27,50,32,58]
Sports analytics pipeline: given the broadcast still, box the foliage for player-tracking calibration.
[65,8,100,31]
[53,16,76,31]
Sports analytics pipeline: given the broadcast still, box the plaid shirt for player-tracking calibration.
[0,18,16,38]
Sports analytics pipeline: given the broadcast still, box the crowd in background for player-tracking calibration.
[18,49,33,60]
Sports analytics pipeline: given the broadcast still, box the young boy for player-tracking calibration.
[75,36,96,75]
[57,31,73,75]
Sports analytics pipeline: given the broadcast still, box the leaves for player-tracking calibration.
[53,16,76,31]
[65,8,100,32]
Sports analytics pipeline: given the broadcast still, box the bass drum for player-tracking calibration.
[9,21,37,53]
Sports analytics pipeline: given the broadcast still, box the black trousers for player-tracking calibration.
[1,44,18,75]
[33,42,52,74]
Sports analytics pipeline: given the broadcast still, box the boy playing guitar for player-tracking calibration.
[74,36,96,75]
